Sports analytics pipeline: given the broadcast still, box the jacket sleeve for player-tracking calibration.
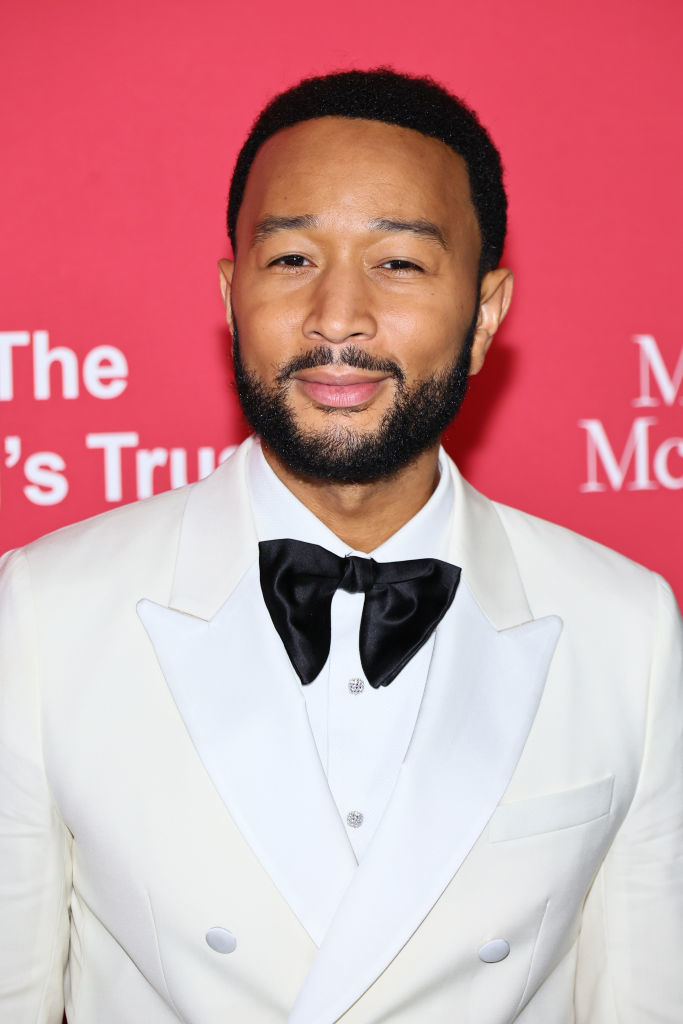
[0,549,71,1022]
[574,575,683,1021]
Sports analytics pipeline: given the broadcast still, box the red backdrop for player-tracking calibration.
[1,0,681,600]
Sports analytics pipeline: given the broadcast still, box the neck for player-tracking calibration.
[261,442,442,552]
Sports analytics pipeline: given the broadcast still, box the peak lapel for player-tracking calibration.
[168,437,257,620]
[139,439,357,945]
[288,583,562,1024]
[289,457,563,1024]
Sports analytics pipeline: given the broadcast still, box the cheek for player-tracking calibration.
[385,306,465,372]
[233,295,303,368]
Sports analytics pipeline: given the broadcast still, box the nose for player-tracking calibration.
[302,266,377,345]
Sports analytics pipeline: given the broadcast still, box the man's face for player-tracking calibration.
[222,116,506,482]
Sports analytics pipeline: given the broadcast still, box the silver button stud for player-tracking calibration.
[478,938,510,963]
[348,678,365,694]
[206,927,237,954]
[346,811,364,828]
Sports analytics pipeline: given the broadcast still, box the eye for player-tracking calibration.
[379,259,424,272]
[268,254,311,268]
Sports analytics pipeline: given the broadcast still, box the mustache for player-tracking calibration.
[275,345,405,385]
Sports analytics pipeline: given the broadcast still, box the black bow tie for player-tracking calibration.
[258,538,461,688]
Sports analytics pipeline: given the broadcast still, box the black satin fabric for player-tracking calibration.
[258,538,461,688]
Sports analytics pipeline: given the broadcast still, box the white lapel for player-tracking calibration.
[139,443,563,1022]
[288,459,563,1024]
[138,439,356,945]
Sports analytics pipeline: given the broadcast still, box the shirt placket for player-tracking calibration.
[326,588,372,857]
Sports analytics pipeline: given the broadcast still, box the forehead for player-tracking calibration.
[237,116,479,242]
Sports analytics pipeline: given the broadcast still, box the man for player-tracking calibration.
[0,69,681,1023]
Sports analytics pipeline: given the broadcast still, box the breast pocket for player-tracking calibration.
[488,775,615,843]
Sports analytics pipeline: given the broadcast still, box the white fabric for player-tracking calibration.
[1,437,682,1024]
[247,440,454,858]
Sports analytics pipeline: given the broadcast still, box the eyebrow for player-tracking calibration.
[250,213,449,250]
[368,218,449,251]
[251,215,319,245]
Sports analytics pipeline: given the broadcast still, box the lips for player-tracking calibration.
[293,370,389,408]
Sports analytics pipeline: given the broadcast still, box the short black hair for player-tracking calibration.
[227,68,507,273]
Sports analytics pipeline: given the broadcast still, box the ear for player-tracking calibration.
[468,268,514,375]
[217,258,235,329]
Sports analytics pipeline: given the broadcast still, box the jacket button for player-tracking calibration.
[478,938,510,963]
[206,927,237,953]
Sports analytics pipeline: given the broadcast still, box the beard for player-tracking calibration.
[231,309,477,484]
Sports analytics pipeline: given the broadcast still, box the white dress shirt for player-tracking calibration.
[248,439,454,859]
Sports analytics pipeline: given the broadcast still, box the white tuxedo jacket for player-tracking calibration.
[1,438,681,1023]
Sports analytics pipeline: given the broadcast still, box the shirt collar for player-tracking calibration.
[247,437,453,563]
